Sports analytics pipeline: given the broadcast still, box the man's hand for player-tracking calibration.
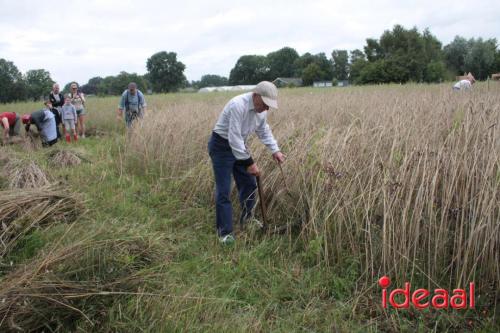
[116,109,123,121]
[273,151,286,164]
[247,163,261,177]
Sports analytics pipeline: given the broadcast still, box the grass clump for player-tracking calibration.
[0,186,84,259]
[0,236,161,332]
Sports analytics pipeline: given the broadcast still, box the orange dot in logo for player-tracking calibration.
[379,276,391,288]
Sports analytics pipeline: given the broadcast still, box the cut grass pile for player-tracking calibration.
[48,149,87,167]
[4,159,50,189]
[0,236,160,332]
[0,186,84,258]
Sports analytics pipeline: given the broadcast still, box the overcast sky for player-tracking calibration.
[1,0,498,86]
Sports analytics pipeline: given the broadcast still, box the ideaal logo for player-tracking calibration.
[379,276,475,309]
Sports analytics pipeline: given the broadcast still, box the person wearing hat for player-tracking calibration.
[22,101,58,147]
[0,112,21,144]
[208,81,285,244]
[453,72,476,90]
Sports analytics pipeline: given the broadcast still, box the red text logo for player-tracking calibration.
[379,276,475,309]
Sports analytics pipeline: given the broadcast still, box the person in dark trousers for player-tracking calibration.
[45,100,62,139]
[22,103,58,147]
[116,82,147,128]
[208,81,285,245]
[49,83,65,137]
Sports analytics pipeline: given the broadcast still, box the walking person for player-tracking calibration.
[116,82,147,128]
[0,112,21,145]
[61,95,78,142]
[208,81,285,244]
[69,82,86,138]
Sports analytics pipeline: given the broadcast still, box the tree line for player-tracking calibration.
[228,25,500,85]
[1,25,499,103]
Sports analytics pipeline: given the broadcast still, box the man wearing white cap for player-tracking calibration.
[208,81,285,244]
[453,72,475,91]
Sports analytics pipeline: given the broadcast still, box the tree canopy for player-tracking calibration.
[25,69,54,101]
[146,51,186,93]
[0,59,27,103]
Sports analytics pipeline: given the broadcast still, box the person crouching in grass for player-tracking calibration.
[0,111,21,145]
[61,95,78,142]
[22,101,58,147]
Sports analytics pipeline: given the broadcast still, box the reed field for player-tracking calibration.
[0,83,498,332]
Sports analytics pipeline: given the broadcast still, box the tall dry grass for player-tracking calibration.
[125,84,499,295]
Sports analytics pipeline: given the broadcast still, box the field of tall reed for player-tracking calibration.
[126,84,499,296]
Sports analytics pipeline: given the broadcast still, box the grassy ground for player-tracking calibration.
[0,85,499,332]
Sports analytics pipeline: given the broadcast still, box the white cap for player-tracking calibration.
[253,81,278,109]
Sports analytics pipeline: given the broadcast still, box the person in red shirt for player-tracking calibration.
[0,112,21,144]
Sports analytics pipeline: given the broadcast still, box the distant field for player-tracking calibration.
[0,83,498,332]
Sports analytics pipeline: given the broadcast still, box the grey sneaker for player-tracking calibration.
[219,234,235,245]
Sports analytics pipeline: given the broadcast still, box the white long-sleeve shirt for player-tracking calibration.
[213,92,280,162]
[453,79,472,90]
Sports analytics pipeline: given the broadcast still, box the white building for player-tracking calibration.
[198,85,256,93]
[313,81,333,88]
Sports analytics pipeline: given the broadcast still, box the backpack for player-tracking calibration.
[124,90,143,111]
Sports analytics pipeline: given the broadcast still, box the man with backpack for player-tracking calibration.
[117,82,147,128]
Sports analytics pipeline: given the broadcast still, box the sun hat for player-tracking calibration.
[21,114,31,124]
[253,81,278,109]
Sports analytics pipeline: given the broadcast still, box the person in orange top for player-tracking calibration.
[0,112,21,144]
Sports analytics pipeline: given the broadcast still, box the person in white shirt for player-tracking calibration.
[453,73,475,90]
[208,81,285,244]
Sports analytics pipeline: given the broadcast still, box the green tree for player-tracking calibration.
[198,74,228,88]
[302,63,326,86]
[229,55,271,85]
[364,38,383,62]
[349,49,367,84]
[424,61,447,83]
[294,53,333,85]
[0,58,27,103]
[81,77,103,95]
[267,47,299,79]
[379,25,426,82]
[495,49,500,73]
[331,50,349,80]
[350,49,365,63]
[444,37,498,80]
[25,69,54,101]
[443,36,468,75]
[464,38,497,80]
[357,25,446,84]
[25,70,54,101]
[146,51,186,93]
[359,60,389,84]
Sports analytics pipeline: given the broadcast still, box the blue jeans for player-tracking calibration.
[208,132,256,237]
